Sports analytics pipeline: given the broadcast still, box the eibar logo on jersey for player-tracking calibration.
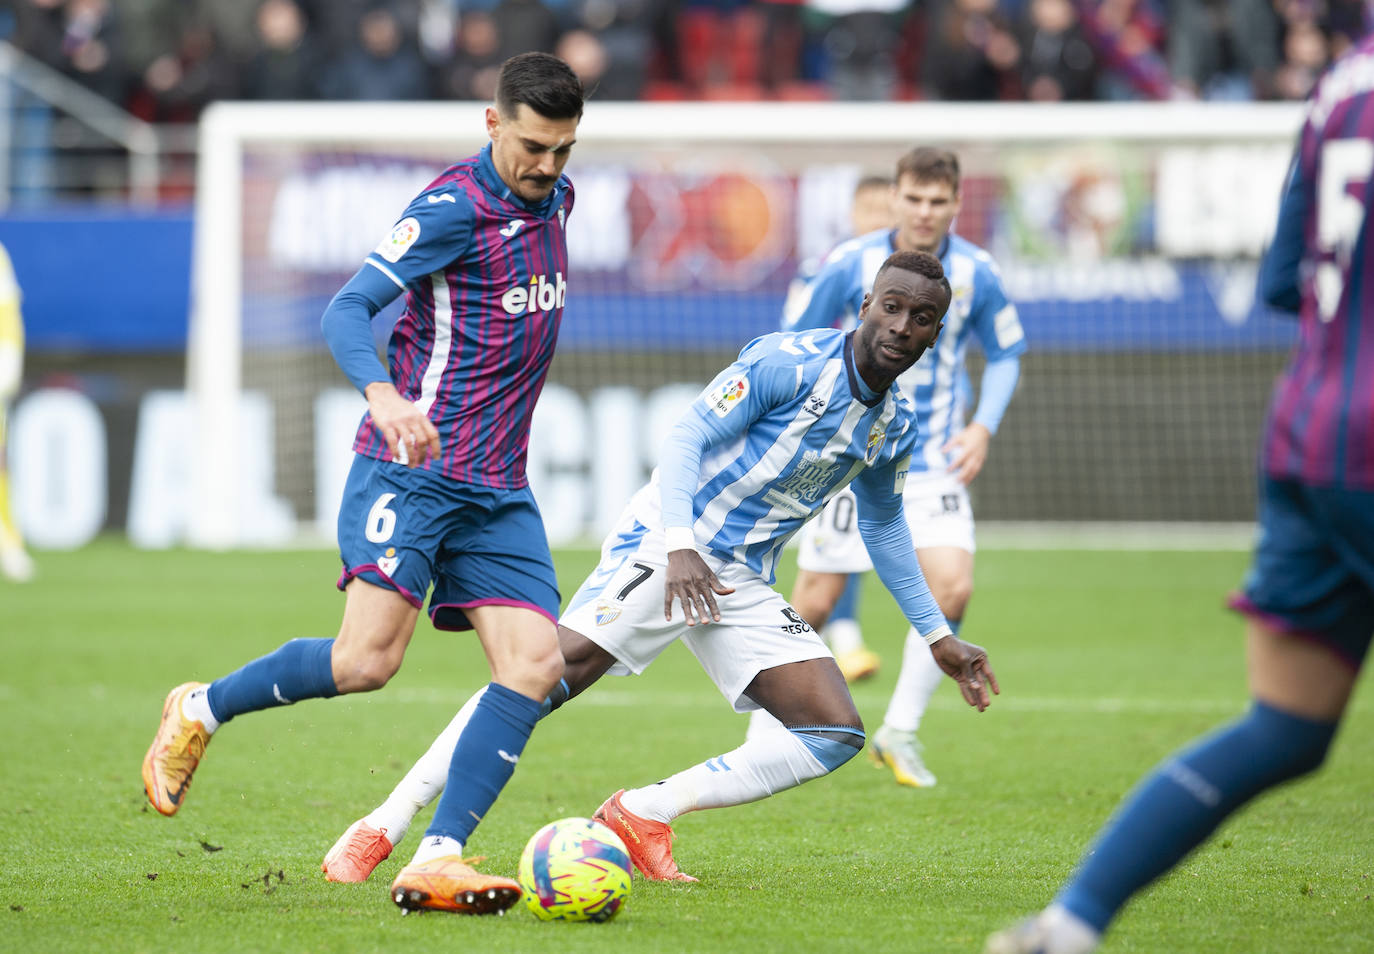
[708,375,749,418]
[765,450,837,518]
[426,192,456,204]
[501,272,566,315]
[595,603,621,626]
[378,547,400,577]
[865,422,887,463]
[499,219,526,238]
[375,217,420,263]
[803,393,827,417]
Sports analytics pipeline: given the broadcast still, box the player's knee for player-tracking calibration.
[333,644,404,692]
[1250,701,1338,781]
[791,726,866,774]
[930,574,973,620]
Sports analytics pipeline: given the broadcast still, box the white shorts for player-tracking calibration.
[560,524,832,713]
[794,472,975,574]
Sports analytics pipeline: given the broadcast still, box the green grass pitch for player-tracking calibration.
[1,540,1369,953]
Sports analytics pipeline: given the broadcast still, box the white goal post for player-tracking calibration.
[187,100,1303,550]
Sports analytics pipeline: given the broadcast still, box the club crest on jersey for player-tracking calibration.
[594,603,621,626]
[865,422,887,463]
[708,376,749,417]
[378,547,400,577]
[558,205,566,229]
[803,393,827,417]
[376,217,420,263]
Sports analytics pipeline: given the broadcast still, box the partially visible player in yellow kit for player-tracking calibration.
[0,241,33,582]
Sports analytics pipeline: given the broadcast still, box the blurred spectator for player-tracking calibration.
[806,0,910,100]
[434,10,503,100]
[493,0,560,60]
[570,0,655,99]
[555,27,610,94]
[131,19,239,121]
[318,5,429,100]
[58,0,128,103]
[1166,0,1282,100]
[921,0,1021,100]
[1273,13,1328,100]
[1321,0,1367,58]
[242,0,320,100]
[1017,0,1098,100]
[1078,0,1171,100]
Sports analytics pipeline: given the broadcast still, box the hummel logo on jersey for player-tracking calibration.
[426,192,456,204]
[498,749,520,765]
[499,219,525,238]
[501,272,566,315]
[803,394,827,417]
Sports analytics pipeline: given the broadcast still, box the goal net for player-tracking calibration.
[186,100,1302,549]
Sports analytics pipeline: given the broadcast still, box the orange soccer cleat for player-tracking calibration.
[390,856,522,915]
[322,819,394,883]
[594,789,698,883]
[142,682,212,816]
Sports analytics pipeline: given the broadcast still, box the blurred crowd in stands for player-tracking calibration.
[2,0,1369,119]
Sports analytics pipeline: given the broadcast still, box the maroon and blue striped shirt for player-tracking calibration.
[1260,34,1374,491]
[353,144,574,488]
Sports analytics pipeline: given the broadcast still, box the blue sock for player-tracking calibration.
[1057,700,1336,932]
[832,573,863,622]
[425,682,542,844]
[206,638,338,724]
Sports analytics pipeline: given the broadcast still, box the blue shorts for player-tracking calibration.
[1230,475,1374,669]
[336,454,560,631]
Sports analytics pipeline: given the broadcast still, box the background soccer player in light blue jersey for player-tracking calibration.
[142,53,586,917]
[773,146,1026,789]
[988,36,1374,954]
[321,250,999,886]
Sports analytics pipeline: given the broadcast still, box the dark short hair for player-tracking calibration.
[496,52,584,120]
[895,147,960,191]
[877,249,951,300]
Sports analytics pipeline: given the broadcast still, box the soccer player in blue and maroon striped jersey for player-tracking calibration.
[142,52,585,917]
[988,35,1374,954]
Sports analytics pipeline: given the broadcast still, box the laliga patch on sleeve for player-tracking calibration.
[706,375,750,417]
[376,217,421,263]
[892,455,910,494]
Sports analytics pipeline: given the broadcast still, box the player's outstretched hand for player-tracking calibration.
[930,635,999,711]
[364,381,441,468]
[664,549,735,627]
[943,422,991,485]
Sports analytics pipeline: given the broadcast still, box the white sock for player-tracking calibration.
[620,730,827,824]
[410,833,464,865]
[183,686,220,734]
[744,707,789,742]
[1041,903,1102,953]
[882,627,944,733]
[823,618,865,655]
[364,687,487,847]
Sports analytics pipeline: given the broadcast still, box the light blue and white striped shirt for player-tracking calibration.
[641,329,947,635]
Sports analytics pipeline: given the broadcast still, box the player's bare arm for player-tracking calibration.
[944,421,991,485]
[930,635,999,711]
[364,381,441,468]
[663,549,734,626]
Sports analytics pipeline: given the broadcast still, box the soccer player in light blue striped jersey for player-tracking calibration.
[322,250,999,885]
[142,53,586,916]
[770,146,1026,789]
